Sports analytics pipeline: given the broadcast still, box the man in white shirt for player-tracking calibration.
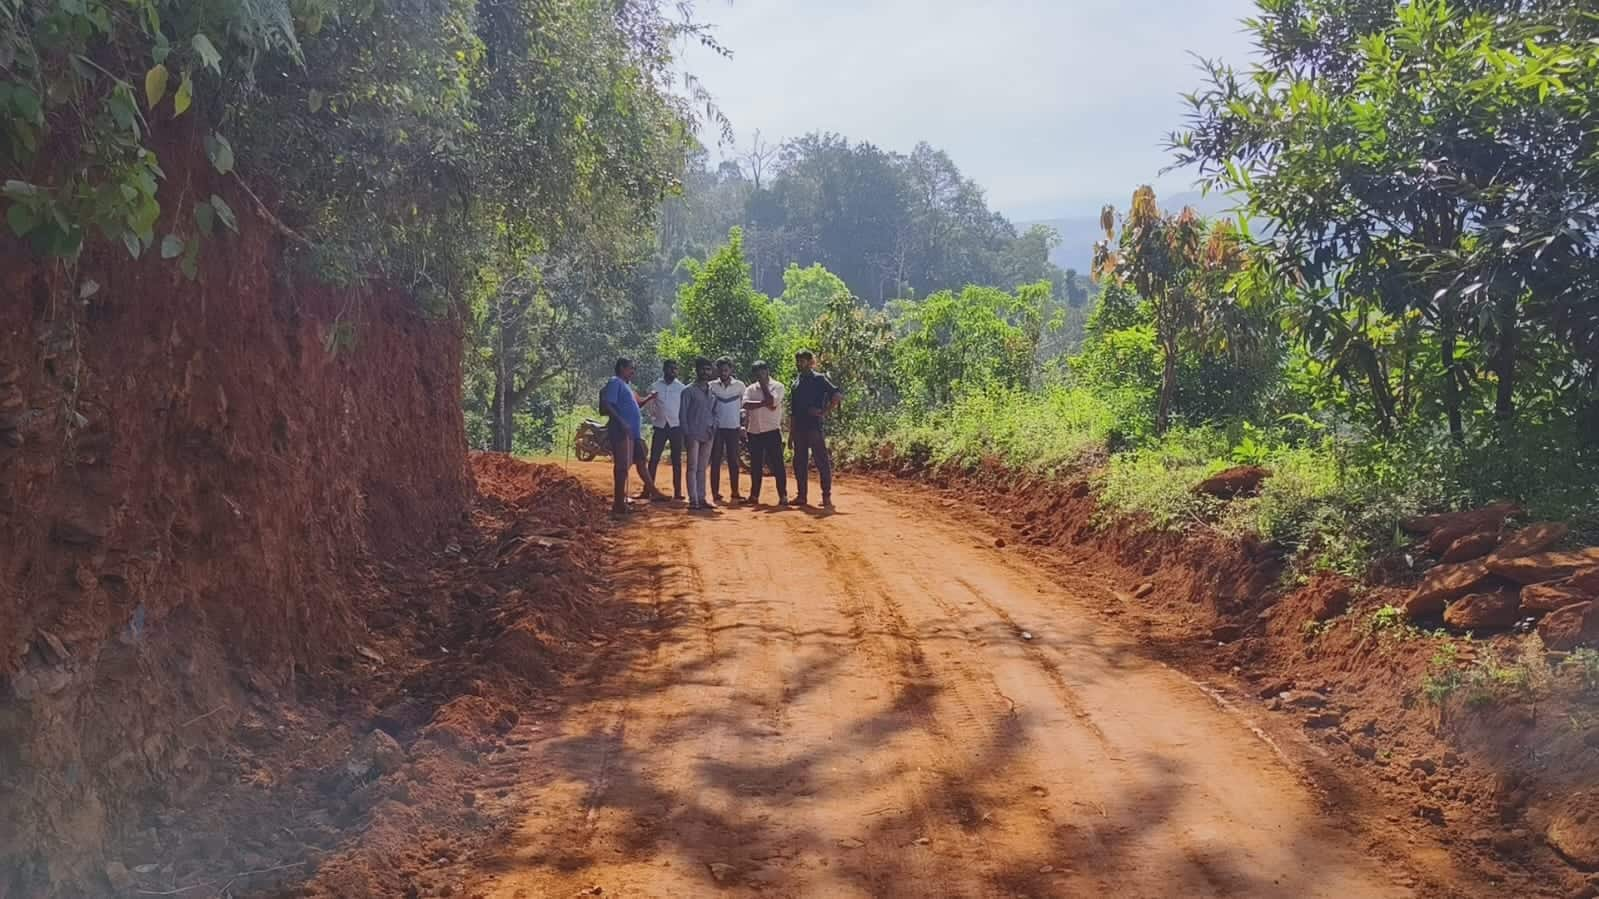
[741,359,788,507]
[708,356,746,503]
[646,360,687,501]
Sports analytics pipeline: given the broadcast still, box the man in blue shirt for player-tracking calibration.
[599,357,663,514]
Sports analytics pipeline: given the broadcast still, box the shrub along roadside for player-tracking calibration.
[842,387,1599,580]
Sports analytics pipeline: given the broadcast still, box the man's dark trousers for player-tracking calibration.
[748,430,787,502]
[710,427,742,498]
[648,425,683,498]
[792,425,832,502]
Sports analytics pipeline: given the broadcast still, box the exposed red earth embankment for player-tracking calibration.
[0,127,477,895]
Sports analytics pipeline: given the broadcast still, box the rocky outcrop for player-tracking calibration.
[1194,465,1270,500]
[1440,531,1499,563]
[1489,521,1569,562]
[1521,581,1594,614]
[1538,602,1599,651]
[1489,548,1599,584]
[1405,560,1494,619]
[1402,502,1519,536]
[1443,589,1522,632]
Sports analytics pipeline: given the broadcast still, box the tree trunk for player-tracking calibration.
[490,370,514,452]
[1440,307,1464,442]
[1361,348,1395,436]
[1491,293,1518,425]
[491,289,515,453]
[1156,337,1177,435]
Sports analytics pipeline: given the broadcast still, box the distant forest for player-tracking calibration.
[648,133,1097,321]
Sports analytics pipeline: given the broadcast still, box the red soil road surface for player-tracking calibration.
[474,465,1441,898]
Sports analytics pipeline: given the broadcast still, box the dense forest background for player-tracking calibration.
[462,131,1100,452]
[461,0,1599,583]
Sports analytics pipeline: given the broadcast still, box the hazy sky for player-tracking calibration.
[678,0,1262,220]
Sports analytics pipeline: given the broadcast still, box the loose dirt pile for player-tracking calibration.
[46,454,610,899]
[856,457,1599,896]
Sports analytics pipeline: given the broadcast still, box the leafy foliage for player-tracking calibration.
[1093,187,1264,433]
[0,0,328,265]
[658,227,781,375]
[893,282,1048,406]
[1172,0,1599,440]
[804,289,897,432]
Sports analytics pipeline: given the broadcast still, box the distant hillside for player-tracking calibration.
[1021,190,1246,274]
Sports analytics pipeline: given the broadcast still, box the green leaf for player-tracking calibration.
[173,72,192,116]
[79,279,100,300]
[180,241,199,280]
[210,194,238,233]
[145,64,169,108]
[204,133,234,175]
[194,201,215,236]
[6,202,36,237]
[192,33,222,73]
[122,231,142,259]
[308,89,324,113]
[161,234,184,259]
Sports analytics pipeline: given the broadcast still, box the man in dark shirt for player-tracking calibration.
[789,349,842,508]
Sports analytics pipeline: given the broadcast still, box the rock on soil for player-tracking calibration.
[347,730,405,779]
[1491,522,1570,562]
[1539,602,1599,651]
[1440,530,1500,563]
[1304,575,1353,622]
[1489,547,1599,584]
[1443,589,1522,632]
[1569,566,1599,594]
[1426,523,1494,556]
[1405,560,1493,619]
[1547,790,1599,868]
[1402,502,1520,535]
[1195,465,1270,500]
[1522,581,1595,614]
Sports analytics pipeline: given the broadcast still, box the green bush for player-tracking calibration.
[1097,427,1230,529]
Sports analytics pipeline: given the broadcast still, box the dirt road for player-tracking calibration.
[475,466,1428,898]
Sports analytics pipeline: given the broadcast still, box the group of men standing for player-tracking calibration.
[598,352,841,515]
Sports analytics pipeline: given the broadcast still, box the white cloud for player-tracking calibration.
[678,0,1261,218]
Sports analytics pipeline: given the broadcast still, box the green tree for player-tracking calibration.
[807,290,898,431]
[1173,0,1599,440]
[773,262,851,331]
[893,282,1048,406]
[1093,187,1257,434]
[658,227,780,372]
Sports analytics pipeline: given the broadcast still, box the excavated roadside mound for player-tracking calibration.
[0,131,473,897]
